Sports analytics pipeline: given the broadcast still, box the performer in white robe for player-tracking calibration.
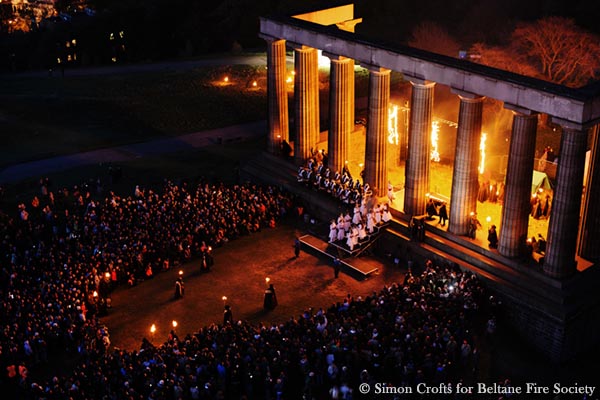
[337,220,346,241]
[358,223,367,240]
[382,203,392,222]
[374,204,382,225]
[366,211,375,234]
[346,230,355,251]
[351,225,360,248]
[329,220,338,242]
[352,205,361,225]
[343,213,352,231]
[359,198,367,218]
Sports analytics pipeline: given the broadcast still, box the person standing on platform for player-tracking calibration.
[438,202,448,226]
[264,284,278,310]
[488,225,498,249]
[294,237,301,258]
[223,305,233,325]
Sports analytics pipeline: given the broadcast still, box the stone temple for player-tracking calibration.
[250,3,600,362]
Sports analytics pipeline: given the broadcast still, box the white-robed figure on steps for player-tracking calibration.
[352,205,361,225]
[382,203,392,223]
[351,225,360,248]
[344,213,352,231]
[337,219,346,241]
[359,198,367,218]
[366,210,375,234]
[374,204,382,225]
[358,223,367,240]
[329,220,338,243]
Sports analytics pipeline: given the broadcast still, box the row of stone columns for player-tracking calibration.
[263,35,598,280]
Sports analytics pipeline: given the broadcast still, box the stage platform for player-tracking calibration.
[299,234,380,280]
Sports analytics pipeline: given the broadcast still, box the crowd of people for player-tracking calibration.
[0,178,296,398]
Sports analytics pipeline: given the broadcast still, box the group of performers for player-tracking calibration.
[297,159,367,206]
[329,200,391,251]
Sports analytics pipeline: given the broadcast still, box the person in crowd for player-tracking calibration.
[174,276,185,299]
[223,305,233,325]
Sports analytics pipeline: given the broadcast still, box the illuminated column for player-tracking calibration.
[498,111,537,258]
[364,67,390,197]
[294,46,319,164]
[449,95,484,235]
[265,38,289,154]
[328,55,354,174]
[404,81,435,216]
[579,125,600,262]
[544,127,588,278]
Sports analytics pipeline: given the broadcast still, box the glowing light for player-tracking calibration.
[93,291,98,298]
[252,81,257,87]
[486,216,491,223]
[430,121,440,162]
[317,50,330,67]
[150,324,156,334]
[222,296,227,302]
[286,76,293,83]
[224,76,229,83]
[265,277,270,284]
[478,133,487,174]
[172,320,177,328]
[178,270,183,276]
[291,70,296,75]
[388,104,399,145]
[111,57,117,63]
[105,272,110,279]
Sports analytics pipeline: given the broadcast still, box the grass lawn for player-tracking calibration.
[0,64,268,168]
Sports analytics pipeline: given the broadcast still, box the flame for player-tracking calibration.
[479,133,487,174]
[430,121,440,162]
[388,104,399,145]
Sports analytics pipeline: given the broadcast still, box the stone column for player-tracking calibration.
[266,38,289,154]
[498,112,538,258]
[294,46,319,164]
[328,55,354,174]
[364,67,390,197]
[404,81,435,216]
[544,128,588,278]
[579,125,600,262]
[448,95,484,235]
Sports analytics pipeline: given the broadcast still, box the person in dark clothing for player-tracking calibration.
[174,277,184,299]
[333,257,341,278]
[223,305,233,325]
[294,238,301,258]
[488,225,498,249]
[264,284,278,310]
[438,202,448,226]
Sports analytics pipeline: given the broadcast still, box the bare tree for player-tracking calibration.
[408,21,460,58]
[469,42,539,77]
[511,17,600,87]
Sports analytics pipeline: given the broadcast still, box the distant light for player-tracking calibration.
[178,270,183,276]
[265,277,270,284]
[486,216,491,223]
[252,81,258,87]
[224,76,229,83]
[286,76,293,83]
[150,324,156,334]
[172,320,177,328]
[111,57,117,63]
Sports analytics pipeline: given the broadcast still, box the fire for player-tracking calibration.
[430,121,440,162]
[388,104,399,145]
[479,133,487,174]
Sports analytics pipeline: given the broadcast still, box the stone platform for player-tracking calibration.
[241,151,600,363]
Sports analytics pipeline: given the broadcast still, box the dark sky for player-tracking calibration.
[353,0,600,46]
